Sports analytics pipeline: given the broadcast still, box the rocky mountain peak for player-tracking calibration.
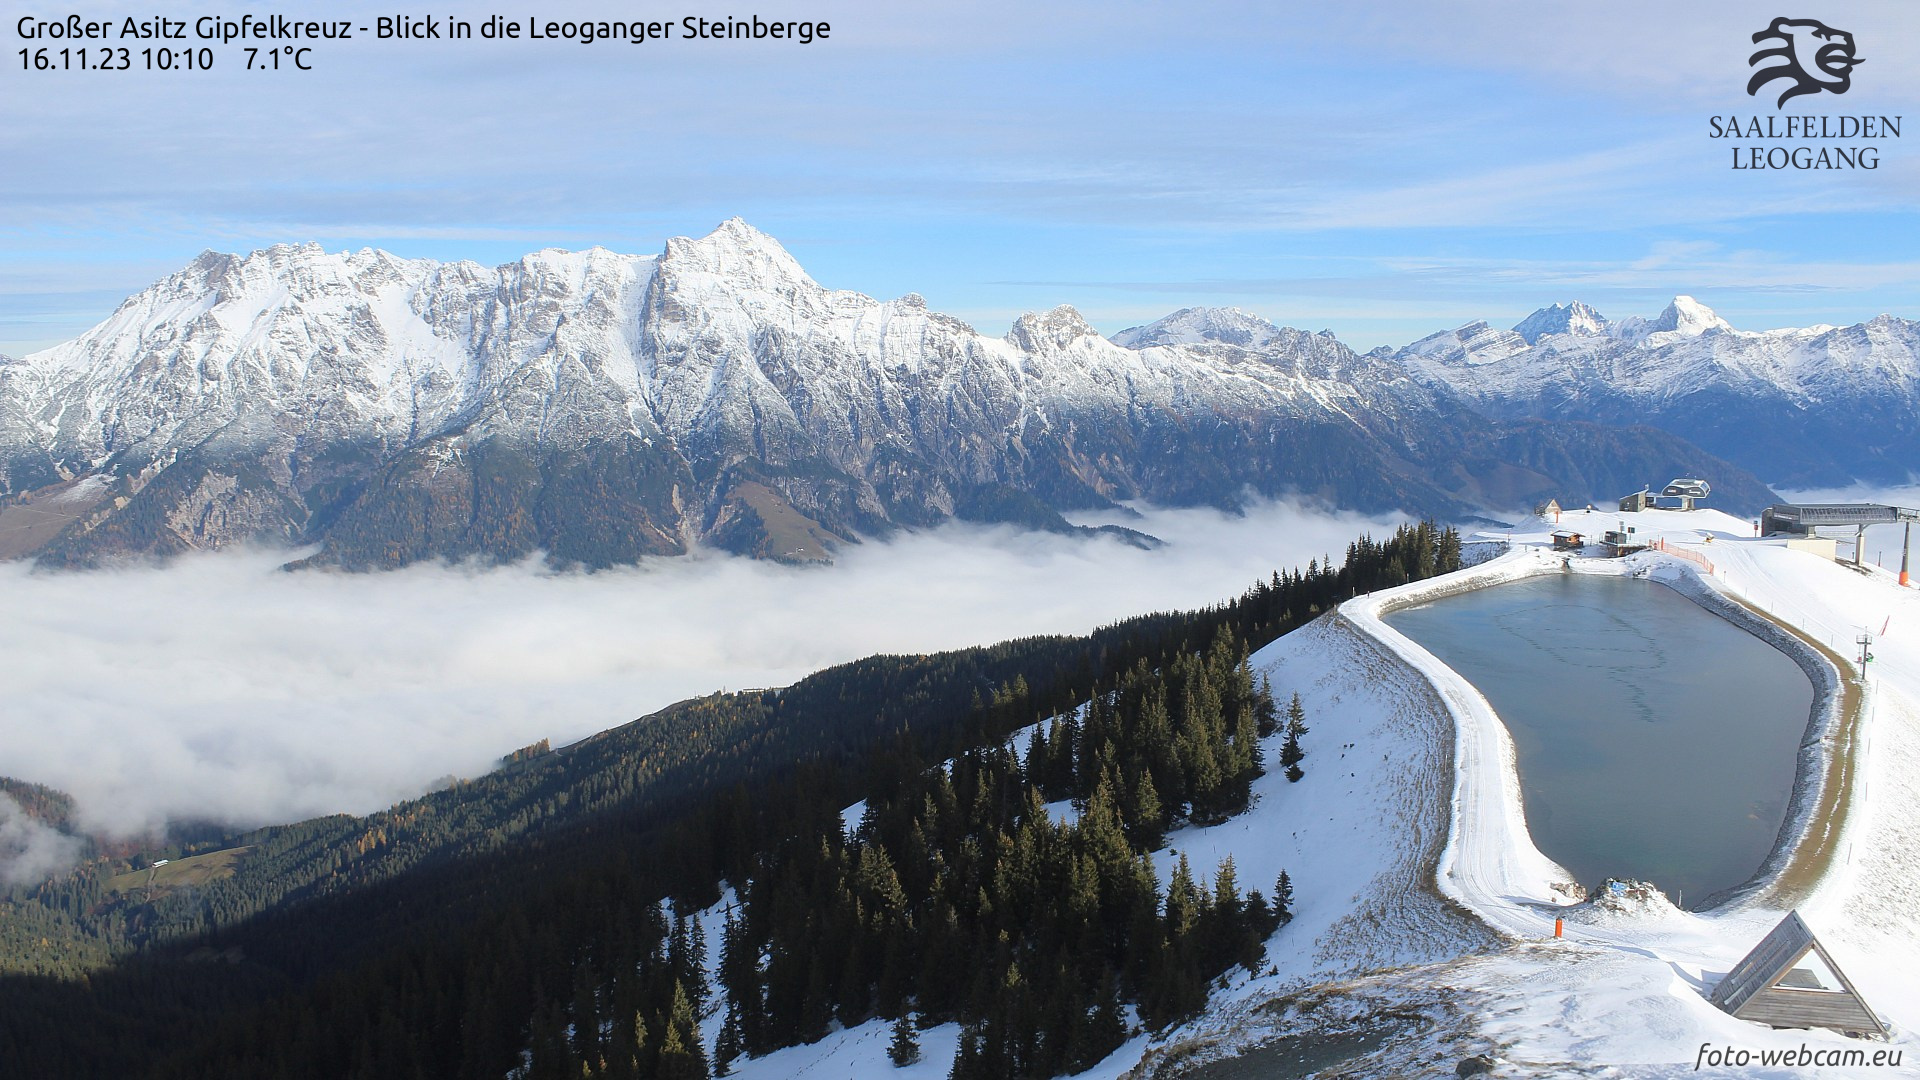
[1512,301,1607,344]
[1111,306,1286,349]
[658,218,814,291]
[1610,295,1732,342]
[1006,304,1101,351]
[1651,295,1730,336]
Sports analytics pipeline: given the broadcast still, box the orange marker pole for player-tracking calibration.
[1554,918,1564,939]
[1901,522,1910,588]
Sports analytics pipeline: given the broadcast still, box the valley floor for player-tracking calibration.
[713,508,1920,1079]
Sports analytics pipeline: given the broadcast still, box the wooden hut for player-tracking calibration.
[1708,911,1885,1036]
[1601,527,1643,557]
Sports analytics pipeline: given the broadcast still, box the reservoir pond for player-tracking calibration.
[1384,573,1813,907]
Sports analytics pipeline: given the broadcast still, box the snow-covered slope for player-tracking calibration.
[0,224,1777,568]
[1111,306,1295,349]
[1609,295,1734,342]
[731,520,1920,1076]
[1511,300,1606,344]
[717,609,1509,1080]
[1399,297,1920,487]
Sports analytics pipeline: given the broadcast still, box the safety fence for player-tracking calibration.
[1650,537,1715,576]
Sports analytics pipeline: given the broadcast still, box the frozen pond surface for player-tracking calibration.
[1386,573,1813,907]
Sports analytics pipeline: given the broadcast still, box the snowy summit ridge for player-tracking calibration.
[1510,301,1607,344]
[1111,306,1291,349]
[0,223,1840,568]
[1398,293,1920,486]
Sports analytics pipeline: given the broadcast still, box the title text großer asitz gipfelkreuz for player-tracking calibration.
[1711,114,1901,170]
[17,14,354,45]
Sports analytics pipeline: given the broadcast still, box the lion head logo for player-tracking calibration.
[1748,17,1863,107]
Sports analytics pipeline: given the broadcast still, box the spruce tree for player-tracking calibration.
[1255,674,1279,738]
[625,1007,652,1080]
[1124,766,1164,849]
[1165,854,1198,941]
[1241,890,1274,969]
[1280,693,1308,783]
[713,1000,743,1076]
[888,1013,921,1067]
[1230,704,1261,781]
[658,981,709,1080]
[949,1025,983,1080]
[1211,856,1242,924]
[1072,973,1127,1070]
[1273,870,1293,926]
[688,915,709,1005]
[1024,724,1048,788]
[1437,525,1463,572]
[717,909,763,1054]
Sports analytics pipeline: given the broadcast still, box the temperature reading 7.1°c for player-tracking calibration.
[246,47,311,70]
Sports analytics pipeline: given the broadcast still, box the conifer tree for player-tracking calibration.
[1241,889,1274,968]
[717,908,763,1054]
[1165,853,1199,940]
[1230,704,1261,781]
[713,1000,743,1076]
[875,931,911,1020]
[657,981,709,1080]
[1072,973,1127,1070]
[1280,693,1308,782]
[1273,869,1294,926]
[1255,674,1279,738]
[1024,724,1048,788]
[1124,766,1164,849]
[687,914,710,1006]
[627,1008,651,1080]
[949,1025,983,1080]
[1212,856,1242,924]
[888,1012,922,1067]
[1436,525,1463,573]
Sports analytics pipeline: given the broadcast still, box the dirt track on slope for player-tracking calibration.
[1719,592,1863,908]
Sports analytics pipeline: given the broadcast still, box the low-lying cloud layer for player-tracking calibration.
[0,501,1405,857]
[0,794,83,886]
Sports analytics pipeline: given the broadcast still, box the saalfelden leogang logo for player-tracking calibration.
[1710,16,1898,170]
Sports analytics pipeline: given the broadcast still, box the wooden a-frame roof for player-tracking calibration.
[1709,911,1886,1037]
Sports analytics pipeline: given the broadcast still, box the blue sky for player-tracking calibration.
[4,0,1918,354]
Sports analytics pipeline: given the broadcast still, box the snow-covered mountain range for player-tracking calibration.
[0,222,1800,567]
[1395,296,1920,487]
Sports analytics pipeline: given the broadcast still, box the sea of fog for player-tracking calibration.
[0,500,1409,861]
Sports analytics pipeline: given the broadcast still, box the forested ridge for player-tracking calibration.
[0,523,1461,1079]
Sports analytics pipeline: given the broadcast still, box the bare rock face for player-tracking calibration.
[0,223,1785,568]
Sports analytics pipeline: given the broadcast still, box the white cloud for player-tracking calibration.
[0,795,84,886]
[0,500,1407,841]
